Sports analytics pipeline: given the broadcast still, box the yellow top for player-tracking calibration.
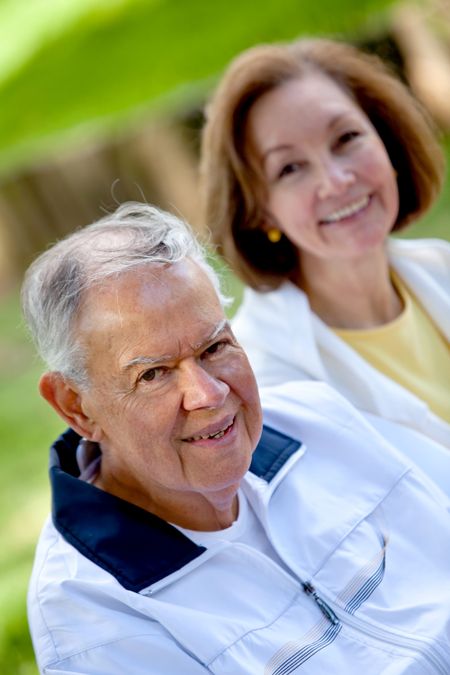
[334,273,450,423]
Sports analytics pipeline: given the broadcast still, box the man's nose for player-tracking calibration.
[316,159,355,199]
[181,361,230,411]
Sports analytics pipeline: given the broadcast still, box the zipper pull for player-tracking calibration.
[302,581,339,625]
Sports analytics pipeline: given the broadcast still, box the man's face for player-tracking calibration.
[76,259,262,513]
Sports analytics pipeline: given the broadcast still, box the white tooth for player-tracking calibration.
[323,196,369,223]
[187,422,231,442]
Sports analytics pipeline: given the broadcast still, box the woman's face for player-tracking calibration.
[245,73,399,267]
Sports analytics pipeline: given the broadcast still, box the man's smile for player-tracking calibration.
[183,414,236,443]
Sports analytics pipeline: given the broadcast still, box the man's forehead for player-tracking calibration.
[80,259,217,321]
[77,260,226,362]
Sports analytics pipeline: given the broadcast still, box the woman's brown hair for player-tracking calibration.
[200,38,445,290]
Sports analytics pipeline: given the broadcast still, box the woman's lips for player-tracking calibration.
[320,194,370,224]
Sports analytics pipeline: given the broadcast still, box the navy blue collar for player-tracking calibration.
[50,426,301,592]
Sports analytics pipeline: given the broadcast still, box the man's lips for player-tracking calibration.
[182,415,236,443]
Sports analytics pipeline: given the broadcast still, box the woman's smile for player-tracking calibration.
[319,194,371,225]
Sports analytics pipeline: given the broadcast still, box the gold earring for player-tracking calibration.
[267,228,282,243]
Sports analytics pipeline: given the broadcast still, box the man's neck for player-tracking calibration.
[94,471,240,531]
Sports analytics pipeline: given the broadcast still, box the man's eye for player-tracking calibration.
[139,367,163,383]
[204,340,228,356]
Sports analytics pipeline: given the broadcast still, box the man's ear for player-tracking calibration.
[39,372,101,441]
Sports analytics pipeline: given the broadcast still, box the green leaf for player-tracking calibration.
[0,0,397,172]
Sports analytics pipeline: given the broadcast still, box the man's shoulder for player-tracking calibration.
[259,380,370,434]
[258,380,413,476]
[258,381,450,507]
[28,514,171,672]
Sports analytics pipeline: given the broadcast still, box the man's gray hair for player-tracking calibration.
[21,202,227,388]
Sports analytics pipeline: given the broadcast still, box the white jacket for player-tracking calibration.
[233,239,450,456]
[28,383,450,674]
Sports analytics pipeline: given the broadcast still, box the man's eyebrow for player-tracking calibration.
[122,354,171,371]
[204,318,230,345]
[122,319,230,372]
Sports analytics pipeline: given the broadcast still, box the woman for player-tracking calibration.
[200,38,450,463]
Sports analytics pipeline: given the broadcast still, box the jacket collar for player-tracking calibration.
[50,426,300,592]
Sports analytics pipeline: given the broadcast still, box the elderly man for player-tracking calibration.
[24,203,450,674]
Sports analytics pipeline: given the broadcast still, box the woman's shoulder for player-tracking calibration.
[388,236,450,261]
[234,282,307,321]
[232,283,303,345]
[231,283,319,386]
[388,237,450,281]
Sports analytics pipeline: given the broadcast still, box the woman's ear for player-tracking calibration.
[39,372,101,441]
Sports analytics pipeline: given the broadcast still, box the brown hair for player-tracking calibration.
[200,38,445,290]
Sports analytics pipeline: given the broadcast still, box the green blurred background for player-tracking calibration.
[0,0,448,672]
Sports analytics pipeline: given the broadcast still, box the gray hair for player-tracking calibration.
[21,202,228,388]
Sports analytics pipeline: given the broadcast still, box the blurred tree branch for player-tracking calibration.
[392,0,450,129]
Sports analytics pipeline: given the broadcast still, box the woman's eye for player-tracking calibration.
[278,162,304,179]
[337,130,360,146]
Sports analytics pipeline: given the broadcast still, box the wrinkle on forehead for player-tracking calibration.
[113,286,125,329]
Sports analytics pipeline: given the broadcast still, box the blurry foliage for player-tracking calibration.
[402,133,450,241]
[0,291,64,674]
[0,0,397,173]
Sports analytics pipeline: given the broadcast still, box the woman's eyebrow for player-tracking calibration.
[262,143,294,162]
[262,113,359,162]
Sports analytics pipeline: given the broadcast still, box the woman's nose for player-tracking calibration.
[316,159,355,199]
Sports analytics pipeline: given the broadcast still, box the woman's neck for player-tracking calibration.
[297,249,403,330]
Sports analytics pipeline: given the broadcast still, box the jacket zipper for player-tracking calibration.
[233,544,449,672]
[309,583,450,674]
[302,581,339,625]
[159,541,449,673]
